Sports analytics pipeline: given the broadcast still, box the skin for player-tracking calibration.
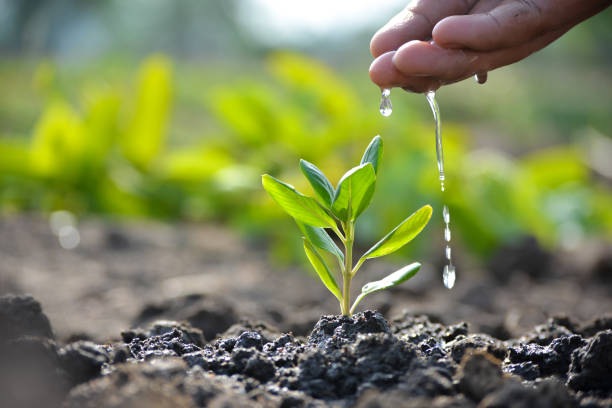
[369,0,612,93]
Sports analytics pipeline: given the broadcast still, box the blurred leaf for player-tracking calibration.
[162,147,232,182]
[29,101,84,179]
[0,140,31,175]
[332,163,376,222]
[303,239,342,301]
[521,147,587,189]
[122,55,172,170]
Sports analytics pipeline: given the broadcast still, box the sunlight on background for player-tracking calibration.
[237,0,406,45]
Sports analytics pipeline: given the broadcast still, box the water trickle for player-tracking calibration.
[441,205,455,289]
[425,91,445,191]
[380,88,392,117]
[425,89,456,289]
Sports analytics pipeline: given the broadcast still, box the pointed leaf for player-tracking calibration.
[296,221,344,263]
[303,239,342,301]
[360,135,383,174]
[262,174,337,228]
[361,205,432,260]
[350,263,421,313]
[331,163,376,222]
[361,262,421,296]
[300,159,335,208]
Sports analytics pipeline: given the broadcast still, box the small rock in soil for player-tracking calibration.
[480,378,575,408]
[457,351,504,402]
[519,316,577,346]
[568,330,612,392]
[447,334,507,363]
[0,336,69,408]
[507,335,586,379]
[123,320,205,360]
[0,294,54,342]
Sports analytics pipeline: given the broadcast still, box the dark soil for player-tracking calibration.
[1,215,611,407]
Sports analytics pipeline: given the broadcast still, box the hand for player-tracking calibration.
[369,0,611,93]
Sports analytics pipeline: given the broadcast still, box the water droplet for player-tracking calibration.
[443,205,450,224]
[445,245,451,260]
[443,264,456,289]
[475,72,488,84]
[444,226,451,242]
[380,88,392,117]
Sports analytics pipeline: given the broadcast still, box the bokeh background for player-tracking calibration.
[1,0,611,272]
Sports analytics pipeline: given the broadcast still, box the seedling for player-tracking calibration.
[262,136,432,316]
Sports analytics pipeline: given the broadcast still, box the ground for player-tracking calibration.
[0,215,611,407]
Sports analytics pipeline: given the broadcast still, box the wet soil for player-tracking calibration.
[1,215,611,407]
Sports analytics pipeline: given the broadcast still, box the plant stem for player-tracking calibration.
[341,220,354,316]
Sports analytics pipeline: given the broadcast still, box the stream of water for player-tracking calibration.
[379,88,456,289]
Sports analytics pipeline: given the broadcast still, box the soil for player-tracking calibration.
[1,215,611,408]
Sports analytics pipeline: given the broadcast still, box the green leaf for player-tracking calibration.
[360,135,383,174]
[296,221,344,263]
[331,163,376,222]
[303,239,342,301]
[350,263,421,313]
[361,205,432,260]
[300,159,335,208]
[262,174,337,229]
[361,262,421,295]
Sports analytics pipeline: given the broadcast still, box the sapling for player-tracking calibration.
[262,136,432,316]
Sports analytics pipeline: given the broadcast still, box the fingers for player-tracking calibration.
[392,41,478,80]
[371,24,570,92]
[369,51,442,93]
[432,1,551,51]
[370,0,477,58]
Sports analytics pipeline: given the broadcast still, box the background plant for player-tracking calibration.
[262,136,432,315]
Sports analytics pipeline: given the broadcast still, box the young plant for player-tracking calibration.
[262,136,432,316]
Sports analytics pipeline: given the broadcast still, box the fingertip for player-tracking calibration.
[370,49,442,94]
[369,51,404,88]
[392,40,437,76]
[370,25,403,58]
[433,16,471,49]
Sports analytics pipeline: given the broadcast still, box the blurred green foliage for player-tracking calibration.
[0,52,611,266]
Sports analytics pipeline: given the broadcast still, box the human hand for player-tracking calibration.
[369,0,611,93]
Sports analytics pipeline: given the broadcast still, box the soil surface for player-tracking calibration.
[1,215,611,407]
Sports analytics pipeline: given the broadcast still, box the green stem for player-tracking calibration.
[351,257,365,278]
[350,292,366,315]
[341,220,354,316]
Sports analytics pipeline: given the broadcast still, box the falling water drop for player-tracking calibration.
[443,205,450,224]
[379,88,392,117]
[445,245,451,260]
[444,226,451,242]
[443,264,456,289]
